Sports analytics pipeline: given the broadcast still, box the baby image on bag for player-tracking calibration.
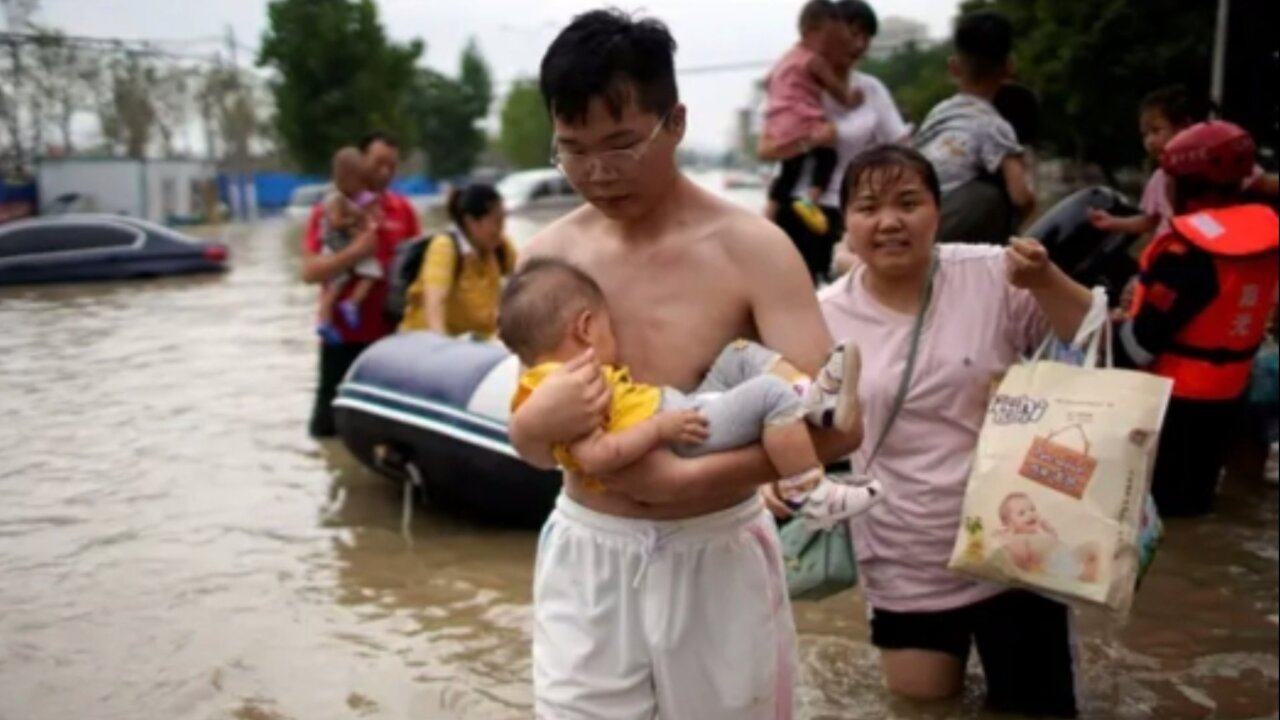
[949,324,1171,612]
[992,491,1100,583]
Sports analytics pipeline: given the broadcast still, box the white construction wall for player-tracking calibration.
[38,159,215,223]
[143,161,215,223]
[37,160,144,217]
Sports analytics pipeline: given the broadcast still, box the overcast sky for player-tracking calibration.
[35,0,963,153]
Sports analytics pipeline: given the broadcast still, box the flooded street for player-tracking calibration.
[0,217,1276,720]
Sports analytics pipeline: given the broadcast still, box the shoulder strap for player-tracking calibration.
[866,250,939,466]
[447,230,510,281]
[1171,204,1280,258]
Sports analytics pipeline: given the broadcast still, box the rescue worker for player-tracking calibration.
[1117,120,1280,517]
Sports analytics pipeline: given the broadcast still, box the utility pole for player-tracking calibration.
[202,51,218,161]
[223,24,252,221]
[9,37,24,172]
[225,24,238,70]
[1211,0,1230,113]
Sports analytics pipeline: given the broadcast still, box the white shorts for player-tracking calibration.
[533,493,798,720]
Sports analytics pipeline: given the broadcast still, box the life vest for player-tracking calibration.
[1130,204,1279,400]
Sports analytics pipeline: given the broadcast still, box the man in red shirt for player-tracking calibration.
[303,131,422,437]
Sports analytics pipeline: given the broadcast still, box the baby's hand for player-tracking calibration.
[655,410,709,445]
[1087,208,1118,232]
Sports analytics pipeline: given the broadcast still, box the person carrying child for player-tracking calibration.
[316,147,382,344]
[762,0,864,236]
[915,10,1036,245]
[501,258,882,528]
[1090,85,1279,241]
[1115,120,1280,517]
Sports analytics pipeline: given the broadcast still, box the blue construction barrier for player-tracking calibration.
[253,172,325,209]
[0,180,37,223]
[217,172,439,212]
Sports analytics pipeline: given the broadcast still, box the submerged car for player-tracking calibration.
[0,214,228,286]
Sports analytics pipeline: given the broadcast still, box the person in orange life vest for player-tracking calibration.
[1115,121,1280,517]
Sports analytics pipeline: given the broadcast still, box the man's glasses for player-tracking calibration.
[550,113,671,179]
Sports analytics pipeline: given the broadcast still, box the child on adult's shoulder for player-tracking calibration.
[916,10,1036,243]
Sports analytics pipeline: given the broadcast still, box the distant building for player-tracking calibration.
[868,16,932,60]
[36,157,217,223]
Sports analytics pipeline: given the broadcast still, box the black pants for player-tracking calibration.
[1151,396,1237,517]
[308,341,372,438]
[774,200,843,284]
[871,590,1079,718]
[768,147,838,205]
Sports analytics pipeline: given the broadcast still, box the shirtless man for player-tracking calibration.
[512,10,862,719]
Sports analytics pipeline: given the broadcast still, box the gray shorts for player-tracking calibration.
[661,340,805,457]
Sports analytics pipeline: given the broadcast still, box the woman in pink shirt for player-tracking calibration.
[798,145,1092,717]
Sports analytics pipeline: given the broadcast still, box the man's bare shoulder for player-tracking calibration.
[712,200,805,264]
[675,180,788,246]
[520,204,599,261]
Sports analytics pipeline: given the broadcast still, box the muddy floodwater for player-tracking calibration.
[1,217,1276,720]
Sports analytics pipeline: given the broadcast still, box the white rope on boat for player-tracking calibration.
[401,481,414,548]
[401,462,425,547]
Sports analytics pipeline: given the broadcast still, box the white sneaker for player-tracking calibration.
[1265,442,1279,486]
[803,342,863,432]
[795,475,883,531]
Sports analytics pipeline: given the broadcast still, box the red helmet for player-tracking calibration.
[1160,120,1256,186]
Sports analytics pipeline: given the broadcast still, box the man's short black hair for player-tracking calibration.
[539,9,679,125]
[953,10,1013,81]
[834,0,879,36]
[358,131,399,153]
[798,0,840,34]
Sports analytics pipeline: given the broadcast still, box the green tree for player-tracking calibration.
[861,41,952,125]
[198,67,267,164]
[95,53,157,159]
[409,39,493,179]
[28,28,97,154]
[961,0,1215,172]
[257,0,422,174]
[498,80,552,169]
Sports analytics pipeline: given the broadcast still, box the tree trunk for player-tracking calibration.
[58,110,73,154]
[157,123,174,157]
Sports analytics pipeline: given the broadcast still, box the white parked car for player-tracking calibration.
[285,183,329,225]
[497,168,580,214]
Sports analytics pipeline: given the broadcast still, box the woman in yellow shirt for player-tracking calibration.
[399,183,517,338]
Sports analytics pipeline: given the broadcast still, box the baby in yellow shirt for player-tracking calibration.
[502,258,882,530]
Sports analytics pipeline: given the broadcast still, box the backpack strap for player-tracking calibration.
[448,230,510,283]
[447,230,464,284]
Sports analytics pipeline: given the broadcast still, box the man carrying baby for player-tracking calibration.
[510,9,865,719]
